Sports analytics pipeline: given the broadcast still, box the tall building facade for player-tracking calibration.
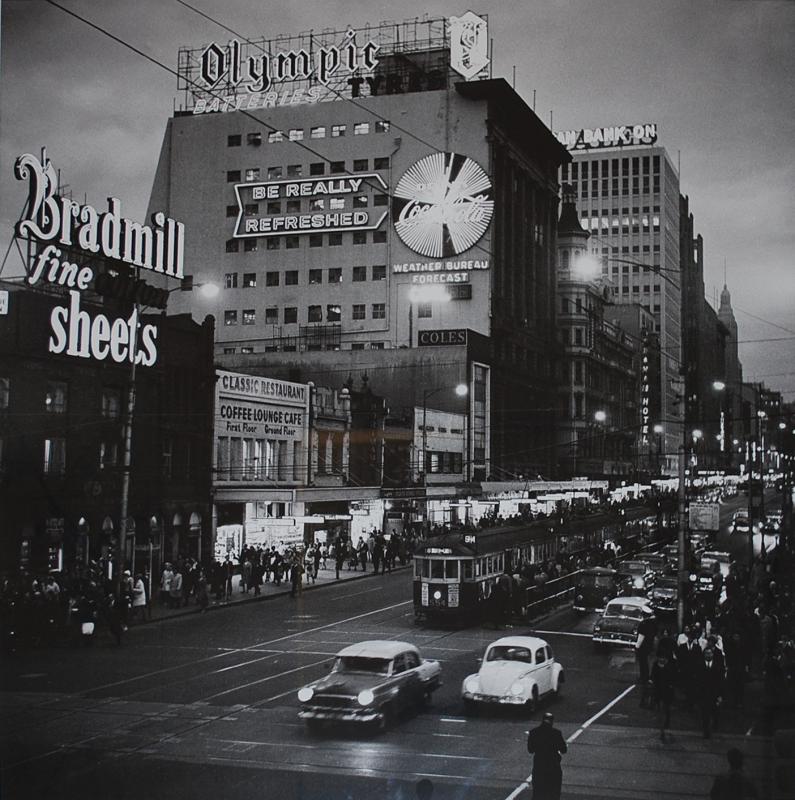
[148,16,569,480]
[556,125,681,471]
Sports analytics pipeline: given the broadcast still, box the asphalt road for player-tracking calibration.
[1,493,780,800]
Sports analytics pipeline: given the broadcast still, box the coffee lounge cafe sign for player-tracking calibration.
[14,151,185,366]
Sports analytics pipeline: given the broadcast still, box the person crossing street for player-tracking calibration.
[526,712,567,800]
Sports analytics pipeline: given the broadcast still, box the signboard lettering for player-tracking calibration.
[688,502,720,532]
[554,123,658,151]
[449,12,489,80]
[418,329,468,347]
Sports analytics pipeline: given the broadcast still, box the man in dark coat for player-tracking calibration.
[710,747,758,799]
[526,712,567,800]
[696,646,724,738]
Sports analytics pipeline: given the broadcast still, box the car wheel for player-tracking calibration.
[526,687,539,714]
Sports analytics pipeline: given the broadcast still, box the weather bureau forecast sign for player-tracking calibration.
[233,174,388,237]
[392,152,493,259]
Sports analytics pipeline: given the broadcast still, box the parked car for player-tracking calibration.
[732,512,751,535]
[701,551,731,578]
[297,640,441,732]
[635,552,666,576]
[461,636,563,713]
[648,575,678,615]
[573,567,618,613]
[593,596,655,648]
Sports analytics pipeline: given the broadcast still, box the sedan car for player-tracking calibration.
[617,560,655,595]
[461,636,563,714]
[297,640,441,732]
[648,575,678,615]
[732,512,751,535]
[593,596,655,648]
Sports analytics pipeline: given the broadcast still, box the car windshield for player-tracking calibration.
[622,562,646,575]
[333,656,391,674]
[580,575,615,589]
[656,578,677,590]
[486,645,534,663]
[605,603,645,619]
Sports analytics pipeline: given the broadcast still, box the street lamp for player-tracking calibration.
[421,383,468,531]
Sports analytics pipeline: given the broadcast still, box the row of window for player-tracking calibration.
[226,229,388,252]
[226,156,390,183]
[222,341,389,355]
[229,194,388,218]
[562,155,661,179]
[570,178,660,197]
[227,121,390,149]
[223,303,387,326]
[0,379,121,419]
[424,450,464,475]
[223,265,387,288]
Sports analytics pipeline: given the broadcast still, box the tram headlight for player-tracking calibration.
[509,681,524,697]
[433,590,442,601]
[465,677,479,694]
[357,689,375,707]
[297,687,314,703]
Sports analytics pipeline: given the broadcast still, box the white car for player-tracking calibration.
[461,636,564,713]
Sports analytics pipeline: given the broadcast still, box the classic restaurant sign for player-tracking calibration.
[14,152,185,366]
[234,174,387,237]
[554,123,658,151]
[393,152,493,259]
[216,370,307,440]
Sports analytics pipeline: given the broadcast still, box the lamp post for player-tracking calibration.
[421,383,468,531]
[594,410,606,476]
[653,423,664,475]
[117,280,218,595]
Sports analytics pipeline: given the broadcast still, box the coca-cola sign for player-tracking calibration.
[392,152,493,259]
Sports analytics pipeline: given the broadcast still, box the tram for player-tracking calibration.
[412,506,661,625]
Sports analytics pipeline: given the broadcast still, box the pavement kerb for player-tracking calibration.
[132,564,412,626]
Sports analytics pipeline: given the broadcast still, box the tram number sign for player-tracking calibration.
[421,583,429,607]
[448,583,460,608]
[463,533,477,553]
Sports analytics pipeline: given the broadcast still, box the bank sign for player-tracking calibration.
[14,151,185,367]
[216,370,307,441]
[554,123,658,151]
[234,174,387,238]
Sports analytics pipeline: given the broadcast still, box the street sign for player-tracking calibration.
[689,502,720,531]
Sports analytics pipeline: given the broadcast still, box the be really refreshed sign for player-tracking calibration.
[14,151,186,366]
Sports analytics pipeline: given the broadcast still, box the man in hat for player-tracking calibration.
[526,712,567,800]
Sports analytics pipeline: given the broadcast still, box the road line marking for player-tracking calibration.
[440,717,467,723]
[532,630,592,638]
[746,724,754,736]
[214,656,280,673]
[201,658,330,701]
[328,587,382,600]
[501,683,636,800]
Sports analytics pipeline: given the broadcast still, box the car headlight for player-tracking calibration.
[576,594,583,602]
[633,578,644,589]
[509,681,524,697]
[602,595,610,604]
[594,624,602,632]
[433,590,442,601]
[357,689,375,706]
[297,687,314,703]
[465,677,479,694]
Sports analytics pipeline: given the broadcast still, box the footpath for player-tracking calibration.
[131,562,408,626]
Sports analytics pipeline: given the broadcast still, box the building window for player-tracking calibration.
[328,268,342,283]
[241,347,254,354]
[244,239,258,252]
[99,440,118,470]
[448,284,472,300]
[329,161,345,174]
[242,272,257,288]
[309,233,323,247]
[286,200,301,213]
[574,328,583,345]
[265,307,278,324]
[574,361,584,384]
[225,239,239,253]
[285,236,299,249]
[352,304,365,320]
[288,129,304,141]
[265,271,279,287]
[310,126,326,139]
[224,272,238,289]
[353,122,370,135]
[310,198,325,211]
[245,168,260,181]
[374,156,389,170]
[284,307,297,324]
[353,266,367,282]
[287,164,302,177]
[417,303,432,318]
[308,305,322,322]
[227,134,241,147]
[351,343,365,350]
[45,381,68,414]
[268,166,282,180]
[353,231,367,245]
[285,270,298,285]
[224,310,238,326]
[266,238,280,250]
[268,131,284,143]
[327,304,341,322]
[353,158,368,171]
[242,309,256,325]
[373,230,387,243]
[372,303,386,319]
[309,269,322,284]
[329,197,345,210]
[353,195,368,208]
[43,438,66,475]
[370,342,385,350]
[223,347,236,355]
[331,124,346,137]
[247,132,262,146]
[328,233,343,246]
[161,436,173,479]
[372,265,386,281]
[226,204,237,218]
[310,162,325,177]
[375,120,390,133]
[373,194,388,206]
[227,170,241,182]
[267,201,281,215]
[101,387,120,419]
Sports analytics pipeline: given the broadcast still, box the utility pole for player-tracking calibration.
[677,441,687,632]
